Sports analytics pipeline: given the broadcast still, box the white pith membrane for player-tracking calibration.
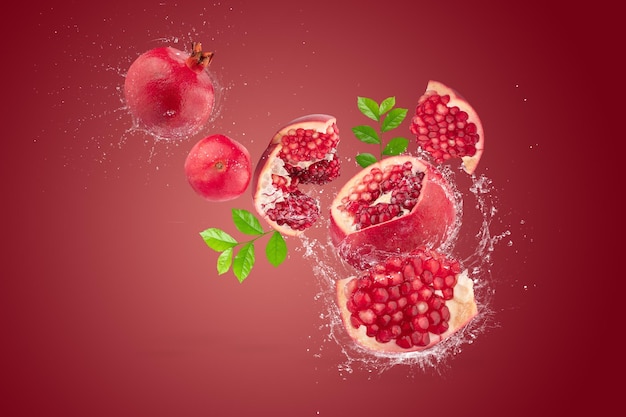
[253,116,339,236]
[336,249,478,353]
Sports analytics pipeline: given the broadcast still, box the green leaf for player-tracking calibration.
[381,107,408,132]
[232,209,264,235]
[379,97,395,115]
[217,247,233,275]
[200,228,238,251]
[265,231,287,267]
[382,137,410,156]
[352,125,381,144]
[355,153,378,168]
[233,243,255,283]
[357,97,380,121]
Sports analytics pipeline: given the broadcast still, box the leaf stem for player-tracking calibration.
[235,230,273,247]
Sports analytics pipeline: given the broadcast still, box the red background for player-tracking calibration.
[2,0,621,416]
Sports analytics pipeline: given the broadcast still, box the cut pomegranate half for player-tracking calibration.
[329,155,457,270]
[252,114,340,236]
[410,80,484,175]
[336,247,477,353]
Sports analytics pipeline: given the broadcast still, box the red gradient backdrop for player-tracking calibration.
[2,1,621,416]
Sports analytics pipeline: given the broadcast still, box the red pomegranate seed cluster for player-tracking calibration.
[278,125,339,163]
[285,159,340,186]
[265,190,319,231]
[339,162,424,230]
[345,248,460,349]
[410,93,479,163]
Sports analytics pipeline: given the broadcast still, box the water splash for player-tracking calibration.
[298,164,504,376]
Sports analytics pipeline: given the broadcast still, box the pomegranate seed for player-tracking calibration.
[444,274,457,287]
[412,315,429,331]
[353,290,372,308]
[418,286,433,300]
[403,264,416,280]
[432,275,444,290]
[376,329,393,343]
[391,311,403,323]
[411,331,430,347]
[388,286,401,300]
[431,321,449,335]
[377,314,392,327]
[358,309,376,325]
[428,310,441,327]
[385,300,398,314]
[404,305,418,317]
[371,287,389,303]
[389,325,402,337]
[430,296,445,310]
[372,302,386,315]
[411,278,423,291]
[440,305,451,321]
[400,281,412,295]
[396,335,412,349]
[366,324,380,337]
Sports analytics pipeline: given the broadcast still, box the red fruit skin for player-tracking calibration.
[184,134,251,202]
[329,156,457,270]
[252,114,338,236]
[124,46,215,140]
[411,80,484,175]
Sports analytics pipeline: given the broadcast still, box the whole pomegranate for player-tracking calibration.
[184,134,252,202]
[336,247,477,352]
[410,80,484,174]
[329,155,457,270]
[124,42,216,140]
[252,114,341,236]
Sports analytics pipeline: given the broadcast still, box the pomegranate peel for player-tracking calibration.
[252,114,340,236]
[410,80,484,175]
[329,155,457,270]
[184,134,252,202]
[124,42,216,140]
[336,248,477,353]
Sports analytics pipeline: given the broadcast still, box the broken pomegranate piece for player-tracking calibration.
[329,155,457,270]
[252,114,340,236]
[410,80,484,174]
[336,247,477,353]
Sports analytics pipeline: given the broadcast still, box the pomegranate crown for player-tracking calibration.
[187,42,214,71]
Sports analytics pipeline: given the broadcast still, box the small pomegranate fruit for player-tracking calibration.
[336,247,477,353]
[252,114,340,236]
[329,155,457,270]
[185,134,252,202]
[124,42,215,140]
[409,80,484,174]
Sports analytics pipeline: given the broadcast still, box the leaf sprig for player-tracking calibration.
[353,96,409,168]
[200,209,287,283]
